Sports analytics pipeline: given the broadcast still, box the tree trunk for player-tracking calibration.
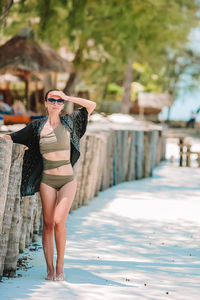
[24,72,31,111]
[102,82,109,99]
[63,72,80,113]
[167,106,171,122]
[120,58,134,114]
[63,43,84,113]
[43,73,53,95]
[0,0,13,26]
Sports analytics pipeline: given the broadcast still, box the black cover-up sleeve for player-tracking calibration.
[69,106,89,138]
[7,122,33,147]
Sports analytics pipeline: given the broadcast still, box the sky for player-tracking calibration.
[159,27,200,121]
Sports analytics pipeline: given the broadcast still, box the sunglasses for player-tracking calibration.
[47,98,64,105]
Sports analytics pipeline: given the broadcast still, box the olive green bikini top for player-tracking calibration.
[39,122,70,155]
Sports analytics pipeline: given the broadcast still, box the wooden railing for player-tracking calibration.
[0,125,166,279]
[178,137,200,167]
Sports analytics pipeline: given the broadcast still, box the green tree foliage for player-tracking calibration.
[0,0,13,27]
[1,0,200,105]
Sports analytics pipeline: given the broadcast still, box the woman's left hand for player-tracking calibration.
[48,90,69,101]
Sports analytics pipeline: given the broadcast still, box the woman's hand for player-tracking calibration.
[48,90,69,101]
[0,134,28,150]
[0,133,11,140]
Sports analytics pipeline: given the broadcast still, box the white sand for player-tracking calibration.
[1,142,200,300]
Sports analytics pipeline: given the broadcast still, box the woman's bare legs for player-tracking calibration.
[40,182,57,280]
[54,178,77,276]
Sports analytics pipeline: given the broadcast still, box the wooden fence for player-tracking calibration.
[0,125,166,279]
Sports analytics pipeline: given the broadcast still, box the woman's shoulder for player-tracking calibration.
[31,116,48,126]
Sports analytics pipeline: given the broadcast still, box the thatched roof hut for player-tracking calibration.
[0,34,73,74]
[130,92,173,120]
[0,31,73,109]
[138,92,173,109]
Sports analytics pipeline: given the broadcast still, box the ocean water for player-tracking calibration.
[159,89,200,121]
[159,26,200,121]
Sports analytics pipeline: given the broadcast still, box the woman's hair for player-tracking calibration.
[44,89,60,101]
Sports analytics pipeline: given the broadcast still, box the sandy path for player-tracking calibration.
[1,143,200,300]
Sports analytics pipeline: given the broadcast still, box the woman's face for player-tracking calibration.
[45,91,64,115]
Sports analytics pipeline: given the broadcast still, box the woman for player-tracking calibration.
[0,89,96,281]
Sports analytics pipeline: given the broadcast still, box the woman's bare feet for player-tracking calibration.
[54,272,65,281]
[55,263,65,281]
[45,269,55,281]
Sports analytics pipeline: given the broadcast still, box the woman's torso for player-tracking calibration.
[39,121,73,176]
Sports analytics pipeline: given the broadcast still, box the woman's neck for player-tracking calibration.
[47,113,60,126]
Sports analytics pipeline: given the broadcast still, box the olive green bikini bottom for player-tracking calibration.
[41,157,75,190]
[41,172,75,190]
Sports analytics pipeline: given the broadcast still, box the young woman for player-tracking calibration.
[0,89,96,281]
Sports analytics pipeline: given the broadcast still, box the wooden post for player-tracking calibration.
[186,144,191,167]
[135,131,144,179]
[179,138,184,167]
[197,154,200,168]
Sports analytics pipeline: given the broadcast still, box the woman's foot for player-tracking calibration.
[54,272,65,281]
[45,269,55,281]
[55,263,65,281]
